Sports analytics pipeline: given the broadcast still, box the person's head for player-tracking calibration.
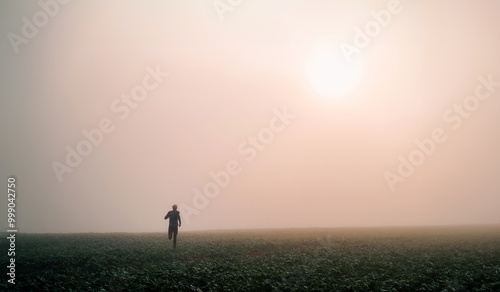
[172,204,177,210]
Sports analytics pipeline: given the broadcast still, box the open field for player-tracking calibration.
[2,226,500,291]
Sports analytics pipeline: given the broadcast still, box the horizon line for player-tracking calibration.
[4,223,500,235]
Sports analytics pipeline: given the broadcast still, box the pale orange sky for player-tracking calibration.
[1,0,499,233]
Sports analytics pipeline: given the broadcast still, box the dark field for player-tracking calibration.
[2,226,500,291]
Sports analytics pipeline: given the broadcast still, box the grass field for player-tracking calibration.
[2,226,500,291]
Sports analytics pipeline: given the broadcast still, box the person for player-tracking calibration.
[164,204,181,248]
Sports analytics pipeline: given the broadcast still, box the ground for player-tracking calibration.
[2,226,500,291]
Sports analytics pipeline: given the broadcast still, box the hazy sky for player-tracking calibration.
[1,0,499,233]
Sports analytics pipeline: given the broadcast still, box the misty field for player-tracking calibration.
[3,226,500,291]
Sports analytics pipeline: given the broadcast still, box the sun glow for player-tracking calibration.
[305,36,363,100]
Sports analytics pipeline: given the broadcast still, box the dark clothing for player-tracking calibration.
[165,210,181,227]
[165,209,181,248]
[168,225,178,240]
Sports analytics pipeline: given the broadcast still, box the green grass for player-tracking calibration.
[2,226,500,291]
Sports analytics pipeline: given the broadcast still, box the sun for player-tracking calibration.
[305,35,363,100]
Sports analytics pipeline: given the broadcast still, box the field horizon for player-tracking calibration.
[3,224,500,291]
[7,223,500,235]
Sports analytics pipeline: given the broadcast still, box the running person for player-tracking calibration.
[164,204,181,248]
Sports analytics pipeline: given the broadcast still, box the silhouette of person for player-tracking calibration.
[164,204,181,248]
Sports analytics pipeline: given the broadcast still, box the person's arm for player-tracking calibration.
[164,211,170,220]
[178,212,181,227]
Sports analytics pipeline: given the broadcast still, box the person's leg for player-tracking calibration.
[173,226,178,248]
[168,226,172,240]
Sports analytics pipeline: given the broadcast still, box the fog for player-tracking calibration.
[1,0,499,233]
